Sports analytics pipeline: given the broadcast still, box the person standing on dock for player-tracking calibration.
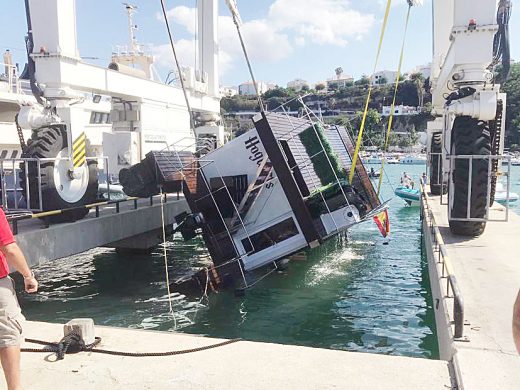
[421,173,428,187]
[0,208,38,390]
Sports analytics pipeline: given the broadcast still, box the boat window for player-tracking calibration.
[0,150,7,159]
[242,218,299,255]
[11,150,18,159]
[90,112,110,124]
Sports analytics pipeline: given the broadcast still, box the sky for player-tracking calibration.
[1,0,519,88]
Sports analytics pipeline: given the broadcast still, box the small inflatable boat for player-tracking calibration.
[394,186,421,206]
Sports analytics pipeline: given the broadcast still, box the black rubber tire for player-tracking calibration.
[20,126,98,223]
[429,132,446,195]
[449,117,491,237]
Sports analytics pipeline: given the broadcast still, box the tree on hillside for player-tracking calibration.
[315,83,326,91]
[409,72,425,107]
[355,75,370,86]
[396,80,419,106]
[352,109,383,147]
[502,63,520,146]
[263,87,296,99]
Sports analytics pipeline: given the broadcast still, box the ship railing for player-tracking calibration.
[6,192,177,236]
[421,185,465,340]
[111,44,152,57]
[0,156,110,214]
[446,154,511,223]
[0,62,22,94]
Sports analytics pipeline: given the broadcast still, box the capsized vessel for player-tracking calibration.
[121,106,387,293]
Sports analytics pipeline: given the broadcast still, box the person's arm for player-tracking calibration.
[514,290,520,354]
[0,243,38,293]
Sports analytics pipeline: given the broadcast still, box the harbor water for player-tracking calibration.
[16,164,520,359]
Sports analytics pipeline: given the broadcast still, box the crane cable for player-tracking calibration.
[377,5,414,196]
[159,187,177,329]
[159,0,197,137]
[348,0,393,185]
[226,0,265,113]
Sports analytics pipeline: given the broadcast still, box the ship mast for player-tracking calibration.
[124,3,139,53]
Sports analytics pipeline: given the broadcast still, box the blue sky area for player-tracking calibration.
[1,1,519,87]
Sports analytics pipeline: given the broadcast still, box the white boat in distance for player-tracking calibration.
[400,155,427,165]
[494,183,519,205]
[364,155,383,164]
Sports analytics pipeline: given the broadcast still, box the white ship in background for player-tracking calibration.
[0,1,223,219]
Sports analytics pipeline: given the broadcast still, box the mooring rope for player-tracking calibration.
[159,187,176,329]
[23,333,241,358]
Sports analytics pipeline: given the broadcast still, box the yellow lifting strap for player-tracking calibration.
[377,5,413,196]
[348,0,393,185]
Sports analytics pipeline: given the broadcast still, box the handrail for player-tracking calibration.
[421,184,465,339]
[5,193,182,235]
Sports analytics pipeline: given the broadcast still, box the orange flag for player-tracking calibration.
[373,209,390,238]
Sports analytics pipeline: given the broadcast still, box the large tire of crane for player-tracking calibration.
[429,132,445,195]
[19,126,98,223]
[449,117,491,237]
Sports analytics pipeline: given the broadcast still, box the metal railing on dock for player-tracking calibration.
[5,193,181,235]
[421,186,465,339]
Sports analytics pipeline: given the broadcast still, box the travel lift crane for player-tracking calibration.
[15,0,223,222]
[428,0,512,236]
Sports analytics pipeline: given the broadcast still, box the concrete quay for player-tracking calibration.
[422,189,520,390]
[12,196,189,268]
[6,321,452,390]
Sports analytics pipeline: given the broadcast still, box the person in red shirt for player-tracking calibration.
[0,208,38,390]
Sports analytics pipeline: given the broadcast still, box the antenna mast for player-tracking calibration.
[124,3,139,52]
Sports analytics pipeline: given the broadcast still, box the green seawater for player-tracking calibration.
[19,164,519,359]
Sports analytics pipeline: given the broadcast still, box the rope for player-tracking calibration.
[23,335,241,358]
[159,0,197,137]
[159,187,176,329]
[377,5,413,196]
[348,0,393,185]
[22,333,101,360]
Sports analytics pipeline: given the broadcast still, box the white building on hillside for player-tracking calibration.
[325,67,354,90]
[287,79,310,91]
[220,86,238,97]
[239,81,273,96]
[382,105,419,116]
[326,76,354,90]
[372,70,398,85]
[408,63,432,79]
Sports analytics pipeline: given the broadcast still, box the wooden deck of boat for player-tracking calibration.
[422,190,520,389]
[9,321,452,390]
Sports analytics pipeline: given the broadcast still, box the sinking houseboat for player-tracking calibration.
[120,105,386,293]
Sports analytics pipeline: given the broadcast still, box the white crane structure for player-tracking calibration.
[427,0,512,236]
[14,0,222,222]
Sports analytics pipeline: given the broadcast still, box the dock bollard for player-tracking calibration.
[64,318,96,346]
